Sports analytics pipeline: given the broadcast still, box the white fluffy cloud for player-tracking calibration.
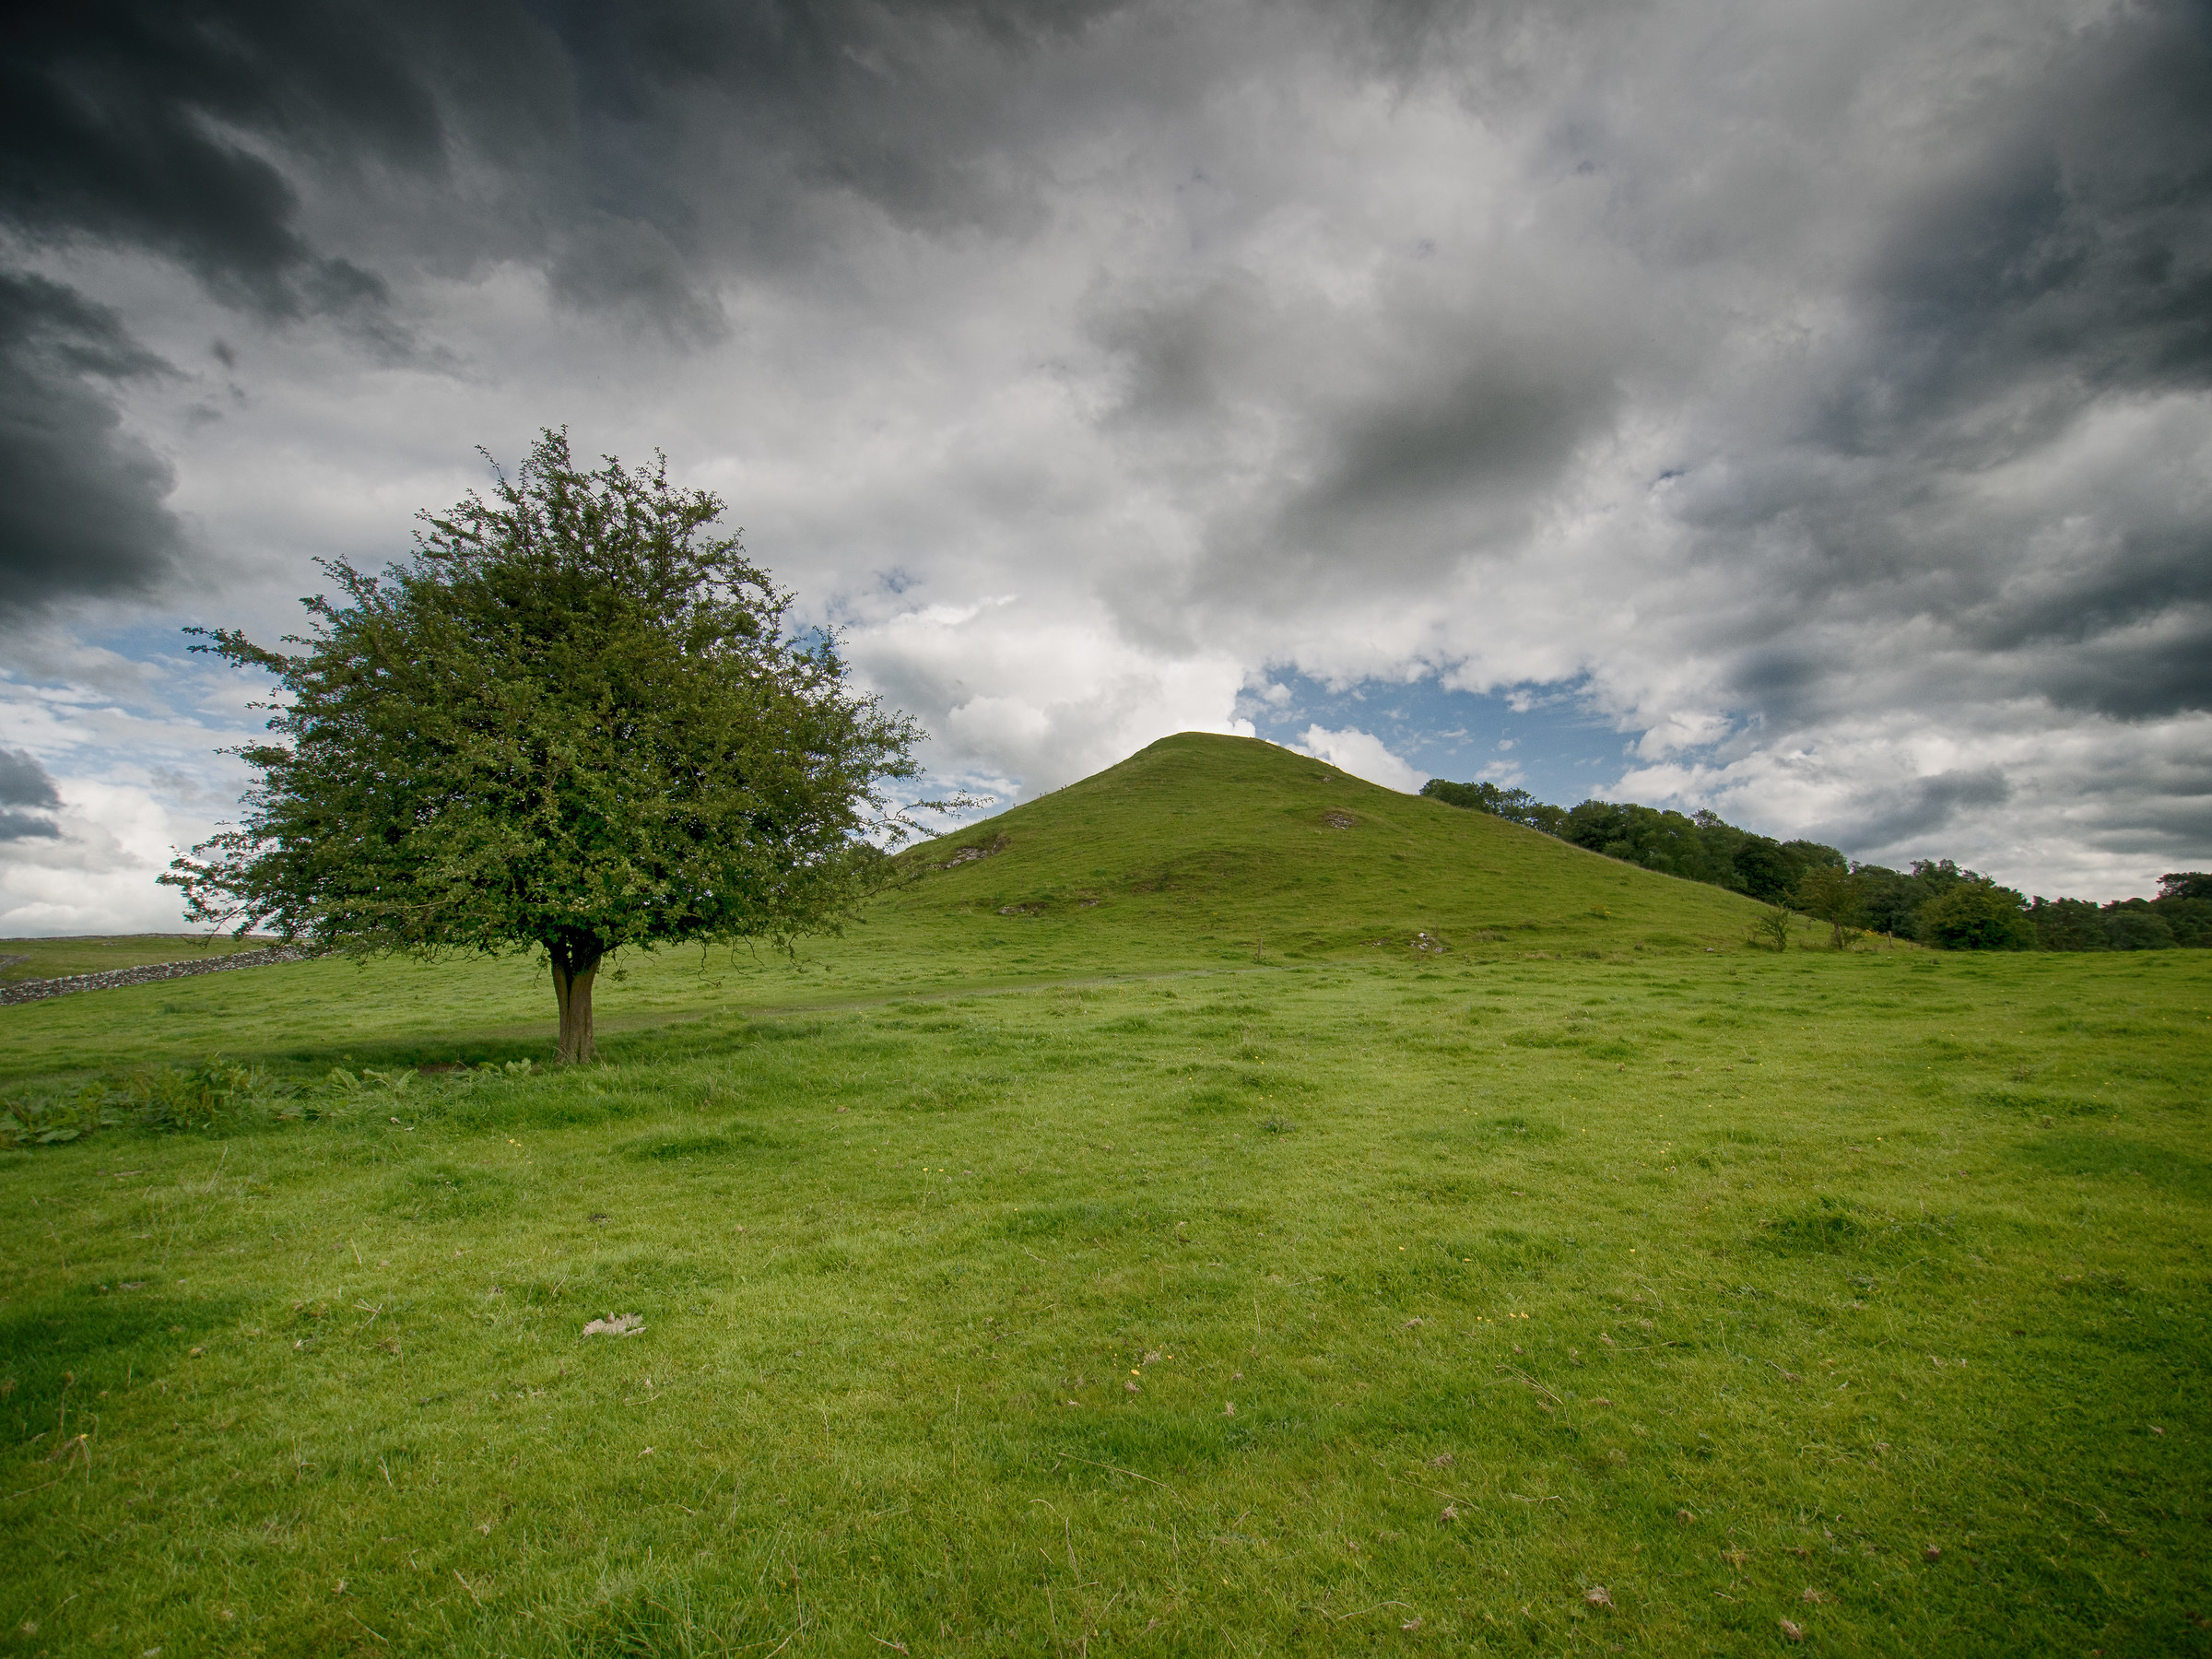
[1290,725,1427,795]
[0,639,263,935]
[841,594,1256,802]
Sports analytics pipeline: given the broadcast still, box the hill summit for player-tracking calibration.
[874,732,1764,965]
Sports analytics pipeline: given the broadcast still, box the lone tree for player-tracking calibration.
[1747,905,1793,952]
[1794,864,1866,949]
[167,430,929,1062]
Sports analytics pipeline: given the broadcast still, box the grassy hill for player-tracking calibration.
[0,734,2206,1655]
[0,734,1773,1089]
[868,731,1765,967]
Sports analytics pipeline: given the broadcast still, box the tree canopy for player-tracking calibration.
[1917,881,2037,951]
[1421,778,1843,902]
[1418,779,1566,836]
[166,430,928,1060]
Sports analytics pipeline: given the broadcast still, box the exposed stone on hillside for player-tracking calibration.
[941,832,1010,868]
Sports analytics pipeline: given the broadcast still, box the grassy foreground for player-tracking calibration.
[3,941,2208,1656]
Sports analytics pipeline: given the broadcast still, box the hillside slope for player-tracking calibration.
[863,732,1767,967]
[0,735,1784,1084]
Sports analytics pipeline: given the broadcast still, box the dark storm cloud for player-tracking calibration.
[2126,785,2212,849]
[1957,515,2212,719]
[0,747,64,841]
[0,0,499,614]
[508,0,1189,340]
[1853,0,2212,437]
[1674,0,2212,724]
[2024,609,2212,722]
[0,814,61,843]
[1091,274,1277,429]
[0,0,1143,607]
[0,0,1196,346]
[3,0,1427,364]
[1091,263,1634,619]
[1726,641,1830,712]
[0,274,184,617]
[541,0,1124,217]
[1823,766,2014,855]
[1300,347,1617,521]
[0,747,63,810]
[0,0,466,326]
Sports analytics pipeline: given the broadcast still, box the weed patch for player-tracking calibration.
[620,1124,776,1161]
[377,1161,520,1220]
[1757,1197,1870,1254]
[1482,1113,1563,1144]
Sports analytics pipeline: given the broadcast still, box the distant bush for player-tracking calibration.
[2025,895,2105,950]
[1917,882,2035,951]
[1794,865,1866,948]
[2102,908,2176,950]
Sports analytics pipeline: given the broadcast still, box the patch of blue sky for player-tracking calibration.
[89,619,208,664]
[1237,670,1642,807]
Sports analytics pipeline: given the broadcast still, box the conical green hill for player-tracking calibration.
[863,732,1767,969]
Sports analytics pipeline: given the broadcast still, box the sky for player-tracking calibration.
[3,0,2208,935]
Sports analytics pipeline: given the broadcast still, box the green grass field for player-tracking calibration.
[2,736,2206,1656]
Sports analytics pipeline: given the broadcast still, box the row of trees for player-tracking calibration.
[2027,878,2211,950]
[1420,781,1849,903]
[1794,865,2210,951]
[1421,779,2211,952]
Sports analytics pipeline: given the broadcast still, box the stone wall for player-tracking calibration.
[0,947,315,1006]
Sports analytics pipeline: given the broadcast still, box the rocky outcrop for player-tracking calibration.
[940,831,1010,868]
[1,947,315,1006]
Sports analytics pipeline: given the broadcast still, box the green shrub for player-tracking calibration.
[129,1062,274,1129]
[0,1079,119,1146]
[0,1061,312,1147]
[1917,882,2035,950]
[1747,906,1792,951]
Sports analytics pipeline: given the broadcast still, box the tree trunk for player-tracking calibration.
[549,935,606,1064]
